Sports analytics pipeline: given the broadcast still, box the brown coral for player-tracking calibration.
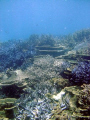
[50,85,90,120]
[78,84,90,117]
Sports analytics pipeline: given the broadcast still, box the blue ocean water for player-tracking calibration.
[0,0,90,41]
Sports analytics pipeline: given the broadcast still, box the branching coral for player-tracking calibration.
[0,40,35,71]
[70,62,90,85]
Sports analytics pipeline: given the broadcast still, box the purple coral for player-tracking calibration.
[70,62,90,85]
[0,40,36,71]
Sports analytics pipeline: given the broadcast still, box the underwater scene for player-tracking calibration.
[0,0,90,120]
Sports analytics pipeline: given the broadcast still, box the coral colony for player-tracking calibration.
[70,62,90,85]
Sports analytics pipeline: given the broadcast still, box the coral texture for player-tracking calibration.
[70,62,90,85]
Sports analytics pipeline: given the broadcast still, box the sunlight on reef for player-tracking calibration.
[0,29,90,119]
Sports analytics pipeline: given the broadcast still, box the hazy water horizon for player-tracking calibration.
[0,0,90,41]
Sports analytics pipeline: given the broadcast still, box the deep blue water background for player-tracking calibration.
[0,0,90,41]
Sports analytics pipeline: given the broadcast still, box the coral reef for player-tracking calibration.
[0,29,90,120]
[11,55,70,119]
[0,29,90,72]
